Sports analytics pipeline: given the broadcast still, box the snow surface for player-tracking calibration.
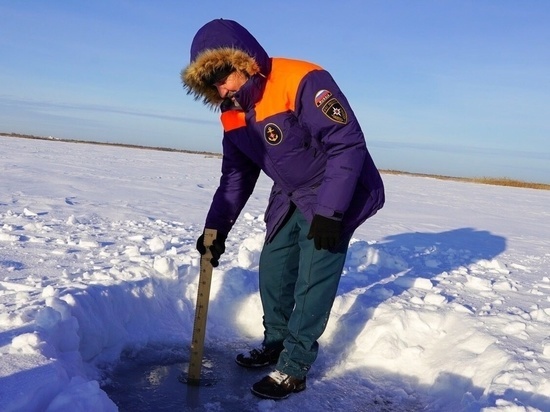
[1,135,550,412]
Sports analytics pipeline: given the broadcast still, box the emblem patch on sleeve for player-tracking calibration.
[314,89,333,107]
[264,123,283,145]
[321,98,348,124]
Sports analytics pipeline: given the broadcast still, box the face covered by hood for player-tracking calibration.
[181,19,271,109]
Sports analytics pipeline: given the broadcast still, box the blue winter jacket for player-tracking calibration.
[182,19,384,242]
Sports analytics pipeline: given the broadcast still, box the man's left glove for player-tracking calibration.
[196,231,227,267]
[307,214,342,251]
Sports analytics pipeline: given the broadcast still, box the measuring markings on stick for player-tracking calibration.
[185,228,217,385]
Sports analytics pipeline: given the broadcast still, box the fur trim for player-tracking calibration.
[181,47,260,108]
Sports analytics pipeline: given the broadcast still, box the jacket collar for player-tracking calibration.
[227,73,267,113]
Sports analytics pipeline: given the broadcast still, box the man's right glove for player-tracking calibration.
[307,214,342,251]
[196,231,227,267]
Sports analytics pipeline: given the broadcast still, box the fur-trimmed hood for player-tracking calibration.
[181,19,271,108]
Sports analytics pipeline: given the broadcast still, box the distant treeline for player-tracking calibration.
[2,132,548,190]
[382,170,550,191]
[1,132,222,158]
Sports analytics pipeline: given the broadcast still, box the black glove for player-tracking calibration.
[196,232,227,267]
[307,214,342,251]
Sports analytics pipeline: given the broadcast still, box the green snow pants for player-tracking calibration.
[259,207,351,379]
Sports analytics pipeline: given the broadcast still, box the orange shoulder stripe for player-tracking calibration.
[221,110,246,132]
[255,58,322,122]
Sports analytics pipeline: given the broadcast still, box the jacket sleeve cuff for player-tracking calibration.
[315,205,344,221]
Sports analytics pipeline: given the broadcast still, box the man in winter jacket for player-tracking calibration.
[181,19,384,400]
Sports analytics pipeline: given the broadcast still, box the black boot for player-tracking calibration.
[235,345,282,368]
[251,370,306,400]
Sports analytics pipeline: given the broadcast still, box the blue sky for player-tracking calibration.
[1,1,549,183]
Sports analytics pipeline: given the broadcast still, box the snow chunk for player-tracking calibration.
[0,280,34,292]
[464,275,492,291]
[42,285,59,298]
[481,398,541,411]
[476,259,510,274]
[423,293,447,306]
[395,276,434,290]
[346,242,408,271]
[0,233,20,242]
[45,376,117,412]
[237,233,264,269]
[23,208,38,217]
[493,280,517,291]
[502,321,526,335]
[153,256,178,279]
[66,215,79,225]
[78,239,100,248]
[124,245,141,257]
[148,236,167,253]
[35,306,62,330]
[10,332,43,355]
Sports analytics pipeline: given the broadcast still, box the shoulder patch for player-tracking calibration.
[314,89,333,107]
[321,98,348,124]
[264,123,283,145]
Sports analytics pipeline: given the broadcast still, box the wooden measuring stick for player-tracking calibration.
[187,228,217,384]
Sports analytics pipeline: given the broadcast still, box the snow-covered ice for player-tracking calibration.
[1,135,549,411]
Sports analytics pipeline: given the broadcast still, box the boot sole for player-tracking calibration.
[235,358,276,368]
[235,358,278,369]
[250,383,306,400]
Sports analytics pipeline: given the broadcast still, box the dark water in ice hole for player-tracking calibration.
[101,344,266,412]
